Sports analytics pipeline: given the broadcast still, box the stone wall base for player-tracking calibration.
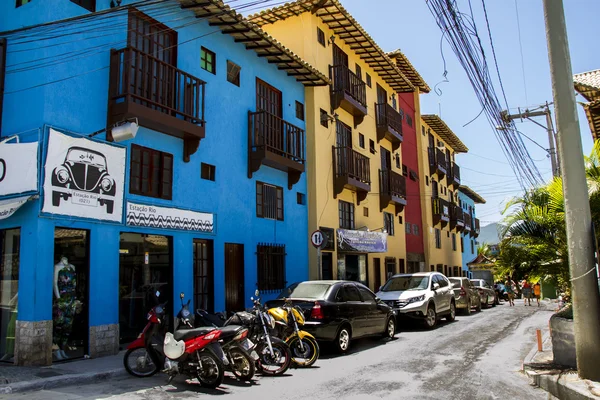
[15,320,52,366]
[89,324,119,358]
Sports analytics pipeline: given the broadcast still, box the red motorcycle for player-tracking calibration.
[123,292,226,389]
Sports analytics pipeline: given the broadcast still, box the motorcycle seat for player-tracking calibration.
[173,326,216,341]
[218,325,244,340]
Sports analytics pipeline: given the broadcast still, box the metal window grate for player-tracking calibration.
[256,243,286,293]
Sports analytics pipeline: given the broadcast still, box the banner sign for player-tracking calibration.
[126,202,214,233]
[0,141,38,196]
[0,195,31,220]
[42,129,126,222]
[337,229,388,253]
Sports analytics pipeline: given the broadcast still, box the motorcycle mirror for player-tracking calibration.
[250,297,254,301]
[255,289,260,297]
[155,290,160,298]
[180,292,185,299]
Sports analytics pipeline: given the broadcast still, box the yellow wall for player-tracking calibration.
[417,119,464,276]
[262,14,407,290]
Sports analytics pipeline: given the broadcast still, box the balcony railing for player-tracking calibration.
[428,147,447,176]
[248,110,306,189]
[448,162,461,186]
[376,103,403,150]
[432,197,450,225]
[333,146,371,204]
[464,213,472,233]
[108,46,206,161]
[379,169,407,213]
[450,204,465,231]
[330,65,367,126]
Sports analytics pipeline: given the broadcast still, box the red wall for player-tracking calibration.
[399,92,424,254]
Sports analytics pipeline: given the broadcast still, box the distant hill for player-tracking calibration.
[478,222,504,245]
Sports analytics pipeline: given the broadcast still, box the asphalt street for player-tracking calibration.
[3,300,554,400]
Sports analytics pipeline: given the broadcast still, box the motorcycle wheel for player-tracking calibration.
[196,351,224,389]
[288,336,320,368]
[256,340,292,376]
[123,347,159,378]
[229,347,255,381]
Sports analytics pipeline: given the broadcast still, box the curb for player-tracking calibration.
[0,368,125,394]
[525,370,600,400]
[521,331,550,371]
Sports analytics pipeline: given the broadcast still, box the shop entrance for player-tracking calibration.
[321,252,333,280]
[53,228,90,362]
[119,233,172,344]
[0,228,20,363]
[338,254,367,286]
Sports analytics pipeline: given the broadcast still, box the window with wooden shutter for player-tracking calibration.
[256,182,283,221]
[257,243,286,292]
[338,200,354,229]
[129,145,173,200]
[0,39,5,132]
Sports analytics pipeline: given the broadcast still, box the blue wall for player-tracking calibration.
[458,191,477,275]
[0,1,309,328]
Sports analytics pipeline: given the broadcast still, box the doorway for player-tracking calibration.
[322,252,333,280]
[373,258,381,290]
[340,254,367,286]
[53,228,90,362]
[193,239,214,313]
[119,233,172,344]
[0,228,19,363]
[225,243,244,312]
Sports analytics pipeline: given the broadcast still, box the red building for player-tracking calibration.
[398,92,424,272]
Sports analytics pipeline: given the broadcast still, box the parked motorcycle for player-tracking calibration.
[197,291,292,376]
[267,297,319,367]
[123,291,226,389]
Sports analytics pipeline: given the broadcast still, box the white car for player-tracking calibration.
[376,272,456,329]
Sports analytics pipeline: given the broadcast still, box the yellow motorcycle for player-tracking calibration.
[268,298,320,367]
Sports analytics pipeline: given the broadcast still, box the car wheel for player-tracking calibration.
[424,304,437,329]
[446,301,456,322]
[476,298,482,312]
[334,326,351,353]
[382,317,396,339]
[52,192,61,207]
[465,299,472,315]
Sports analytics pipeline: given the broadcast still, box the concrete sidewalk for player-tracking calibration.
[523,332,600,399]
[0,352,126,394]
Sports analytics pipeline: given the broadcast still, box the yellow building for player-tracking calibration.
[418,115,468,277]
[251,0,418,290]
[574,70,600,140]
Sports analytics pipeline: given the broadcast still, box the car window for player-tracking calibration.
[448,278,462,289]
[357,285,376,303]
[431,275,439,289]
[278,282,331,299]
[382,275,429,291]
[334,286,346,302]
[344,284,362,301]
[438,276,449,288]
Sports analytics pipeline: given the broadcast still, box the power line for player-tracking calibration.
[514,0,529,105]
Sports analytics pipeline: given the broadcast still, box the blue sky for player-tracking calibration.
[329,0,598,225]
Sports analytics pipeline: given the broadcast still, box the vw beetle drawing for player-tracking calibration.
[51,146,116,214]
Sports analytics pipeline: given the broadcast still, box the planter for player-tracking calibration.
[550,306,576,368]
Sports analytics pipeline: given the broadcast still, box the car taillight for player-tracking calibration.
[459,288,466,296]
[310,301,324,320]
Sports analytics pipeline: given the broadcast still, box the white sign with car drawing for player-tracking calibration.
[0,139,38,196]
[42,128,126,222]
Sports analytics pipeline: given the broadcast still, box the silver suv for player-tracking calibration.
[376,272,456,329]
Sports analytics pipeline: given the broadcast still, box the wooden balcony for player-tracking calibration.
[474,218,480,237]
[248,111,305,189]
[333,146,371,204]
[447,162,461,187]
[450,204,465,231]
[330,65,367,127]
[432,197,450,226]
[107,47,206,162]
[428,147,447,176]
[379,169,407,214]
[376,103,403,151]
[464,213,472,234]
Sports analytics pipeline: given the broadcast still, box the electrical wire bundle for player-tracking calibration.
[425,0,544,189]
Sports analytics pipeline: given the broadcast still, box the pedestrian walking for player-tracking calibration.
[533,282,541,307]
[504,276,516,306]
[521,276,532,306]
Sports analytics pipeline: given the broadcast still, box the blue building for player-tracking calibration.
[457,186,485,277]
[0,0,327,365]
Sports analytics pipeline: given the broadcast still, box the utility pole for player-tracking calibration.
[500,103,560,177]
[544,0,600,381]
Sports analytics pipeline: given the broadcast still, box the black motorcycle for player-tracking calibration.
[196,290,292,376]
